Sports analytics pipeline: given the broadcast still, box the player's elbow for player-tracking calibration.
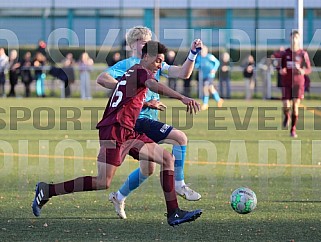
[178,68,192,79]
[176,70,191,79]
[97,72,117,89]
[180,73,191,79]
[96,73,106,86]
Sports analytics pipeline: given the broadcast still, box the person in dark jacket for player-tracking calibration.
[61,53,75,98]
[219,52,231,99]
[242,55,255,100]
[20,51,33,97]
[7,49,20,97]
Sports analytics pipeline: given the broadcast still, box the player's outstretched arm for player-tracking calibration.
[145,79,200,114]
[166,39,202,79]
[96,72,118,89]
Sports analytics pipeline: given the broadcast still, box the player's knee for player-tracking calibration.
[140,162,156,176]
[163,152,175,168]
[147,164,156,176]
[177,131,188,145]
[171,130,188,145]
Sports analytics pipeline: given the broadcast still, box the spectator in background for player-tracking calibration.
[195,45,223,110]
[61,53,75,98]
[0,48,9,97]
[165,50,177,91]
[271,46,285,89]
[37,40,47,57]
[33,52,47,97]
[258,56,274,100]
[7,49,20,97]
[107,52,121,67]
[20,51,33,97]
[242,55,255,100]
[78,52,94,100]
[219,52,231,99]
[183,75,192,97]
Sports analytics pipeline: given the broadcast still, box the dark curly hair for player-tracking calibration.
[141,41,167,58]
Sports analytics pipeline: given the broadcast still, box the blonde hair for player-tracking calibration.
[126,26,152,47]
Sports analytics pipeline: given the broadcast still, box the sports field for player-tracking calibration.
[1,97,321,241]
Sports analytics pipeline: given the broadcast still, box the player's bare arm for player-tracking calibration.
[167,39,202,79]
[299,52,312,75]
[145,78,200,114]
[96,72,118,89]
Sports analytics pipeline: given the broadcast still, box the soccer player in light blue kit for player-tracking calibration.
[97,26,202,219]
[195,45,223,110]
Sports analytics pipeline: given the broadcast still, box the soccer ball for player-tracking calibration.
[230,187,257,214]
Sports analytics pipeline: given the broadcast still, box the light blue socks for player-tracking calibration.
[119,168,148,197]
[173,145,186,182]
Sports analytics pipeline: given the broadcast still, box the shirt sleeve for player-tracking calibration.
[106,60,127,79]
[160,62,170,78]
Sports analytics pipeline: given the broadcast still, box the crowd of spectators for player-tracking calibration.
[0,40,311,100]
[0,40,94,99]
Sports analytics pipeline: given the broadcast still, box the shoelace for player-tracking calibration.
[182,184,195,195]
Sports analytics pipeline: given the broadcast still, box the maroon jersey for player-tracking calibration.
[97,64,156,130]
[281,48,311,87]
[272,49,284,70]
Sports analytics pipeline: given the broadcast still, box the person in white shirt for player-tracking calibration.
[0,48,9,97]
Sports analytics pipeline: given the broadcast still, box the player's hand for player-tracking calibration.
[280,68,287,75]
[191,39,202,53]
[181,96,201,115]
[146,100,167,111]
[295,68,305,75]
[295,64,305,75]
[157,102,167,111]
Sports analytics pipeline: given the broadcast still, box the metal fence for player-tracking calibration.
[3,65,321,99]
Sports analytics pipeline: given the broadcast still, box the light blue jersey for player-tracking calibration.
[106,56,170,121]
[195,54,220,79]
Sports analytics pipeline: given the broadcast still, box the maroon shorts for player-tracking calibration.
[97,124,154,166]
[282,83,305,100]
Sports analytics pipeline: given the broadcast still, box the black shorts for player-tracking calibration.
[134,118,173,143]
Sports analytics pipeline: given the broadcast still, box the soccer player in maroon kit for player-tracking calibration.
[32,41,202,226]
[280,30,311,138]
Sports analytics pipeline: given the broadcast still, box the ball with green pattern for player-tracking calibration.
[230,187,257,214]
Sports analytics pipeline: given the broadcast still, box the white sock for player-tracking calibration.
[116,191,126,202]
[175,180,186,189]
